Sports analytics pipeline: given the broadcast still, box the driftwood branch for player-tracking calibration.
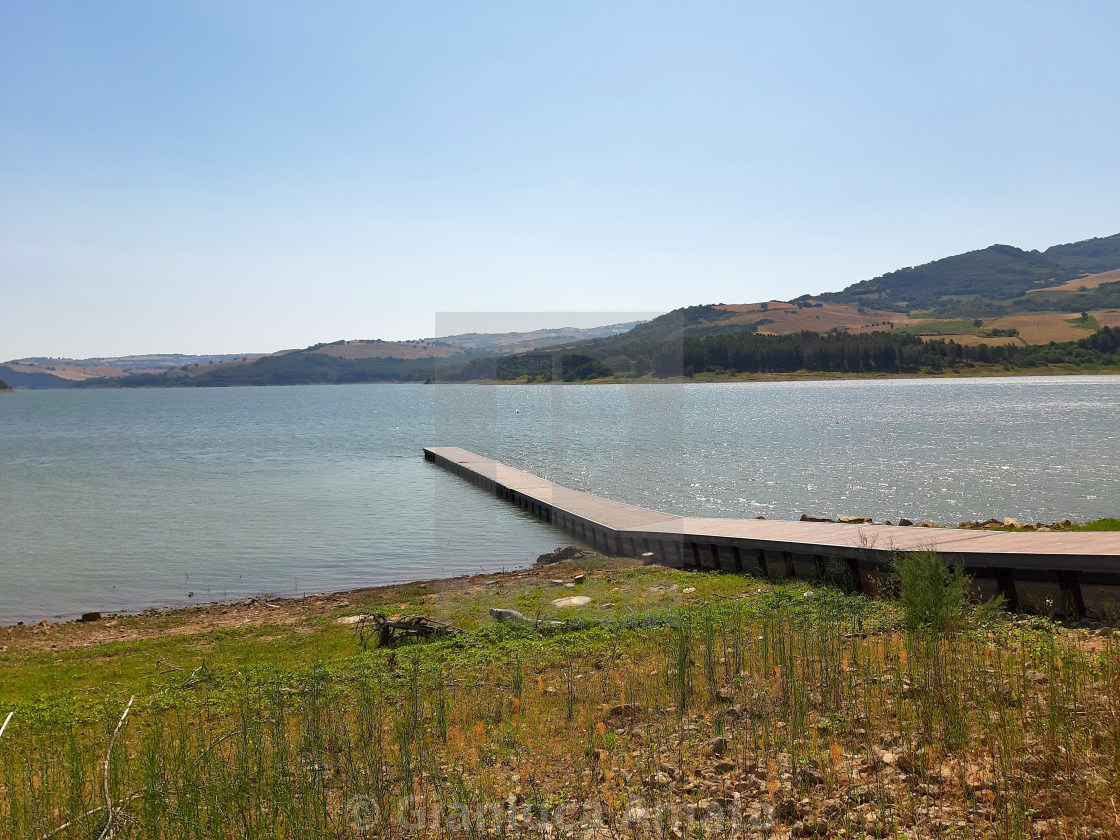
[39,793,144,840]
[355,613,461,649]
[98,695,134,840]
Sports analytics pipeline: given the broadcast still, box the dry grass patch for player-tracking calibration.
[1028,268,1120,293]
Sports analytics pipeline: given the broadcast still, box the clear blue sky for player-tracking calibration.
[2,1,1117,359]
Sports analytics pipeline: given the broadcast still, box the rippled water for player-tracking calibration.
[1,377,1117,623]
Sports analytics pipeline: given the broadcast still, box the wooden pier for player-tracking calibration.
[424,446,1120,617]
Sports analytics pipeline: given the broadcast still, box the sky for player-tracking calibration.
[1,1,1117,360]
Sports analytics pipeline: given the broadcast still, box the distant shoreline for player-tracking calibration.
[7,364,1120,391]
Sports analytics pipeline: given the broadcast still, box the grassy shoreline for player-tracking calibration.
[2,556,1119,838]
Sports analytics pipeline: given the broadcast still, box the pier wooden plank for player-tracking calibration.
[424,446,1120,612]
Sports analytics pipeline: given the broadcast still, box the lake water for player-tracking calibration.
[1,377,1118,624]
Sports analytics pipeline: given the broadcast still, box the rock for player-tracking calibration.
[706,736,728,756]
[774,797,800,821]
[573,573,585,584]
[80,612,101,623]
[604,702,642,719]
[535,546,590,566]
[915,520,937,527]
[599,602,615,609]
[882,520,892,526]
[640,552,657,564]
[898,518,913,526]
[489,608,529,622]
[755,515,765,519]
[793,818,829,837]
[1003,517,1020,527]
[797,766,825,786]
[682,587,696,594]
[837,515,872,524]
[800,514,832,522]
[713,760,736,774]
[626,806,650,822]
[551,595,591,608]
[1056,518,1072,528]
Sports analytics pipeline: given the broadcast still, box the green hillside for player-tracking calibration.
[0,366,72,389]
[74,347,480,388]
[819,233,1120,314]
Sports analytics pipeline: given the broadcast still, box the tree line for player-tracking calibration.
[442,326,1120,380]
[74,326,1120,387]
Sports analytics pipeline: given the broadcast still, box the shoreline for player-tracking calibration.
[7,365,1120,391]
[0,558,600,653]
[5,515,1116,635]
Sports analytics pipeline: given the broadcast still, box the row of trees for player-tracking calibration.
[446,326,1120,381]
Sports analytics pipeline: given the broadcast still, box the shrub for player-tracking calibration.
[891,550,968,635]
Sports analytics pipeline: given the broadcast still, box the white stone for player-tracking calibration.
[551,595,592,608]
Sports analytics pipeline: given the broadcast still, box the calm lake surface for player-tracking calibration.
[1,377,1118,624]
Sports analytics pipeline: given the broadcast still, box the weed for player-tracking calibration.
[891,550,968,636]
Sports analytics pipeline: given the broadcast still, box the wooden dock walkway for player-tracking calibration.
[424,446,1120,617]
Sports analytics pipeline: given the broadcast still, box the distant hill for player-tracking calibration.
[432,322,645,354]
[12,231,1120,387]
[817,233,1120,315]
[66,328,650,389]
[6,327,649,388]
[0,365,77,389]
[0,353,265,389]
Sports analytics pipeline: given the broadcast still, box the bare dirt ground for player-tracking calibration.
[715,302,918,335]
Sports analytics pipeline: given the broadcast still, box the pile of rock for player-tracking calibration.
[798,514,932,526]
[957,517,1073,532]
[535,546,592,565]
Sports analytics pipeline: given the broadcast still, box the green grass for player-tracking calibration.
[1,560,1118,839]
[1069,517,1120,531]
[983,517,1120,533]
[1068,313,1101,331]
[894,318,985,336]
